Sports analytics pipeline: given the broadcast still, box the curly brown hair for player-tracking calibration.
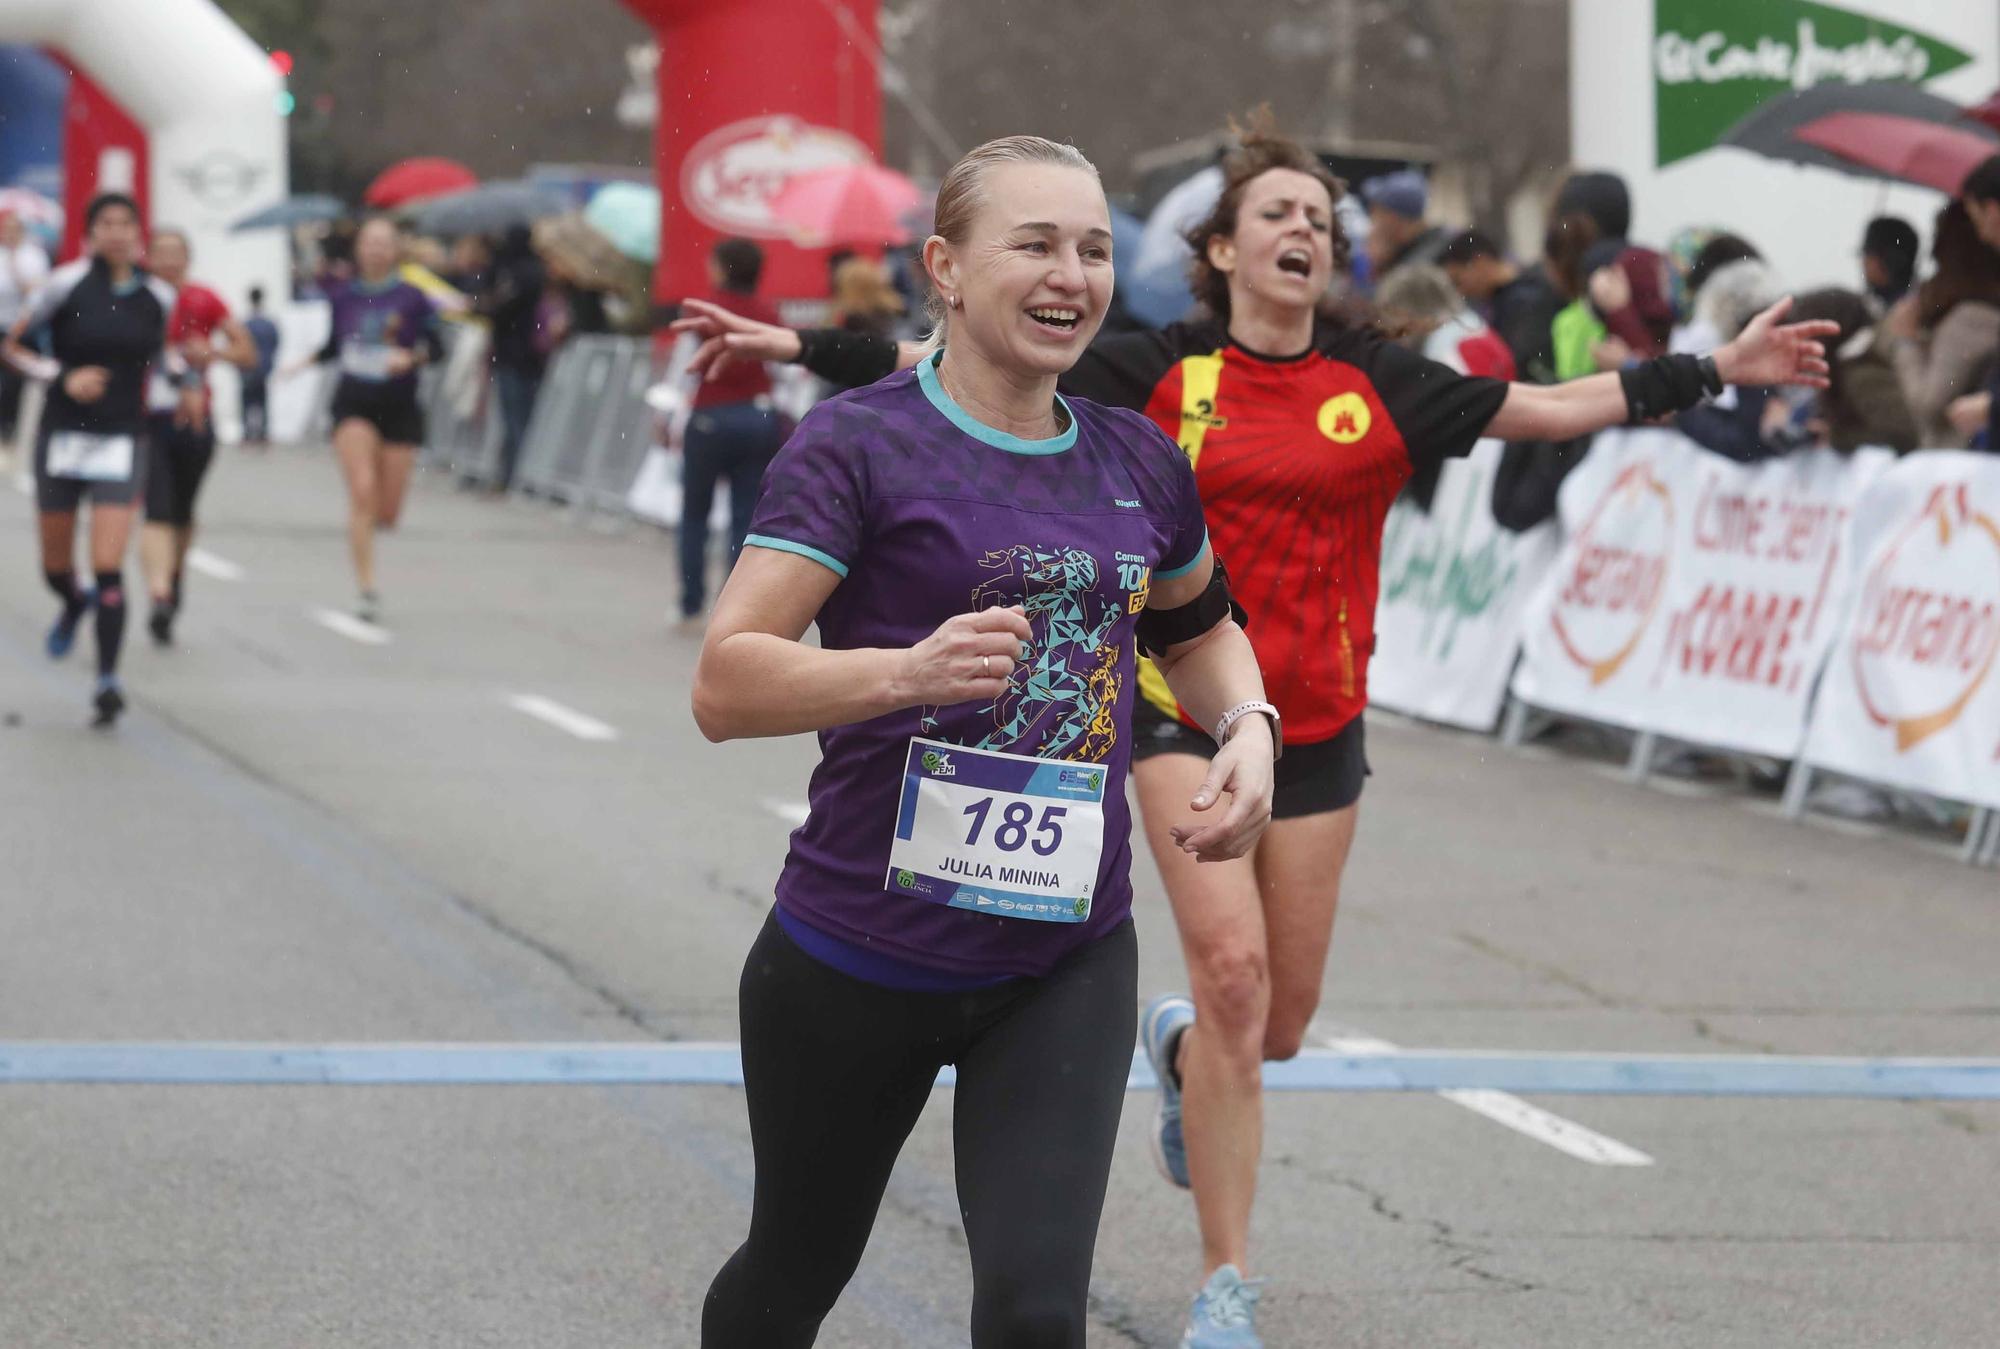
[1183,109,1350,321]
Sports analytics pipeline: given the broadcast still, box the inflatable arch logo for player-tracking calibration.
[1551,460,1674,686]
[1851,483,2000,752]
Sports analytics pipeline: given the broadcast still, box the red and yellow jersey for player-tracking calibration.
[1060,321,1508,744]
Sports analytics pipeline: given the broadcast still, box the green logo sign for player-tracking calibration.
[896,869,917,889]
[921,751,943,774]
[1654,0,1973,167]
[1088,772,1102,793]
[1072,896,1088,917]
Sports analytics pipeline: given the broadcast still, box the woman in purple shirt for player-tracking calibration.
[308,217,440,624]
[691,137,1277,1347]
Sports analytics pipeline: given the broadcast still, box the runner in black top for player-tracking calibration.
[3,193,175,726]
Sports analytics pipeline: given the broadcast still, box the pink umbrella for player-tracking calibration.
[768,163,925,248]
[1792,111,1998,195]
[0,187,62,230]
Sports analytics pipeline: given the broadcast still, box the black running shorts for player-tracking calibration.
[1132,700,1369,818]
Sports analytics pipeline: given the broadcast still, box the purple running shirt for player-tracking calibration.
[744,353,1210,981]
[315,277,439,390]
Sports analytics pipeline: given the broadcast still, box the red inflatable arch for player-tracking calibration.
[621,0,882,304]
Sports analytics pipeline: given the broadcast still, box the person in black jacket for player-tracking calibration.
[476,225,547,491]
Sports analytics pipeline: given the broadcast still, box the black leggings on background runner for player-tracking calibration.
[702,912,1137,1349]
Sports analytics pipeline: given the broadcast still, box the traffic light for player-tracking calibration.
[271,49,294,116]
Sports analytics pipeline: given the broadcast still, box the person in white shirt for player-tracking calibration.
[0,210,52,440]
[0,211,52,445]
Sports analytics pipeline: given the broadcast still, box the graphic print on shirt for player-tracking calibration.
[922,544,1128,762]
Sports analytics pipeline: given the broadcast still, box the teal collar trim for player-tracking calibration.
[353,274,400,295]
[918,351,1076,455]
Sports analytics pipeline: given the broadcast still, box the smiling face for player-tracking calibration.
[1206,167,1335,320]
[924,162,1113,379]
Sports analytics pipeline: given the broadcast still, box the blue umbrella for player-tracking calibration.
[585,182,660,263]
[230,194,346,232]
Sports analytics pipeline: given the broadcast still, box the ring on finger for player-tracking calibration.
[982,655,991,676]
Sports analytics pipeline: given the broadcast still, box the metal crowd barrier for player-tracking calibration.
[513,335,656,511]
[419,331,657,514]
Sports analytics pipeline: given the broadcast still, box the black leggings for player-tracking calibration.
[703,913,1137,1348]
[143,413,216,527]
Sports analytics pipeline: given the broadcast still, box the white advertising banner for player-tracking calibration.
[1801,453,2000,808]
[1369,441,1559,731]
[1511,429,1890,758]
[1571,0,2000,291]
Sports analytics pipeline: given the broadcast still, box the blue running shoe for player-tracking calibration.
[46,591,93,660]
[1182,1264,1265,1349]
[1141,992,1195,1189]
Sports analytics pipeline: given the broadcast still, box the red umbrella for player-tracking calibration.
[1964,92,2000,136]
[1792,112,1999,195]
[768,163,925,248]
[364,157,478,208]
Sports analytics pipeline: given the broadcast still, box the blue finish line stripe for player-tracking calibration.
[3,1044,1999,1099]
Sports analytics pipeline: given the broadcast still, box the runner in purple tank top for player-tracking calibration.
[692,136,1277,1348]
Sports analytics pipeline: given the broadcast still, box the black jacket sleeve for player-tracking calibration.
[794,327,900,389]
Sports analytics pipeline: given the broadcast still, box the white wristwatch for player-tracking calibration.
[1214,700,1283,760]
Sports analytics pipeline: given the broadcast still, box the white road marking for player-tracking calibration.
[310,608,391,645]
[186,548,245,582]
[762,799,811,827]
[505,693,619,742]
[1316,1026,1655,1167]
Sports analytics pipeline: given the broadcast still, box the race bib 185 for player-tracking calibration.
[886,737,1108,924]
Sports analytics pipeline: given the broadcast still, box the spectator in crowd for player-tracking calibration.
[1375,263,1515,380]
[678,237,788,629]
[1375,263,1513,512]
[1860,216,1919,313]
[828,255,905,339]
[1786,288,1919,455]
[475,224,549,490]
[444,234,493,295]
[1361,169,1445,286]
[1671,258,1789,462]
[1586,240,1676,367]
[0,210,51,448]
[1439,227,1561,384]
[1545,170,1630,380]
[240,285,282,447]
[1670,234,1763,352]
[1886,194,2000,447]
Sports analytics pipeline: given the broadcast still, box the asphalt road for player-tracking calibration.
[2,442,1996,1348]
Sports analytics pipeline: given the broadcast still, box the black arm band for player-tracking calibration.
[1136,555,1248,659]
[1619,353,1713,424]
[793,327,900,390]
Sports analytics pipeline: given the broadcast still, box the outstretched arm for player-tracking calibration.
[1486,297,1834,443]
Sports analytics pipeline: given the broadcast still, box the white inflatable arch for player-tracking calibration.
[0,0,288,307]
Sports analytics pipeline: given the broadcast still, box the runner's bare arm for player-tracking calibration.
[694,547,1032,741]
[1486,298,1836,443]
[669,298,919,386]
[1147,551,1276,862]
[217,316,259,370]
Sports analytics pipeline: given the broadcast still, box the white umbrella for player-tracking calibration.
[1131,166,1223,302]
